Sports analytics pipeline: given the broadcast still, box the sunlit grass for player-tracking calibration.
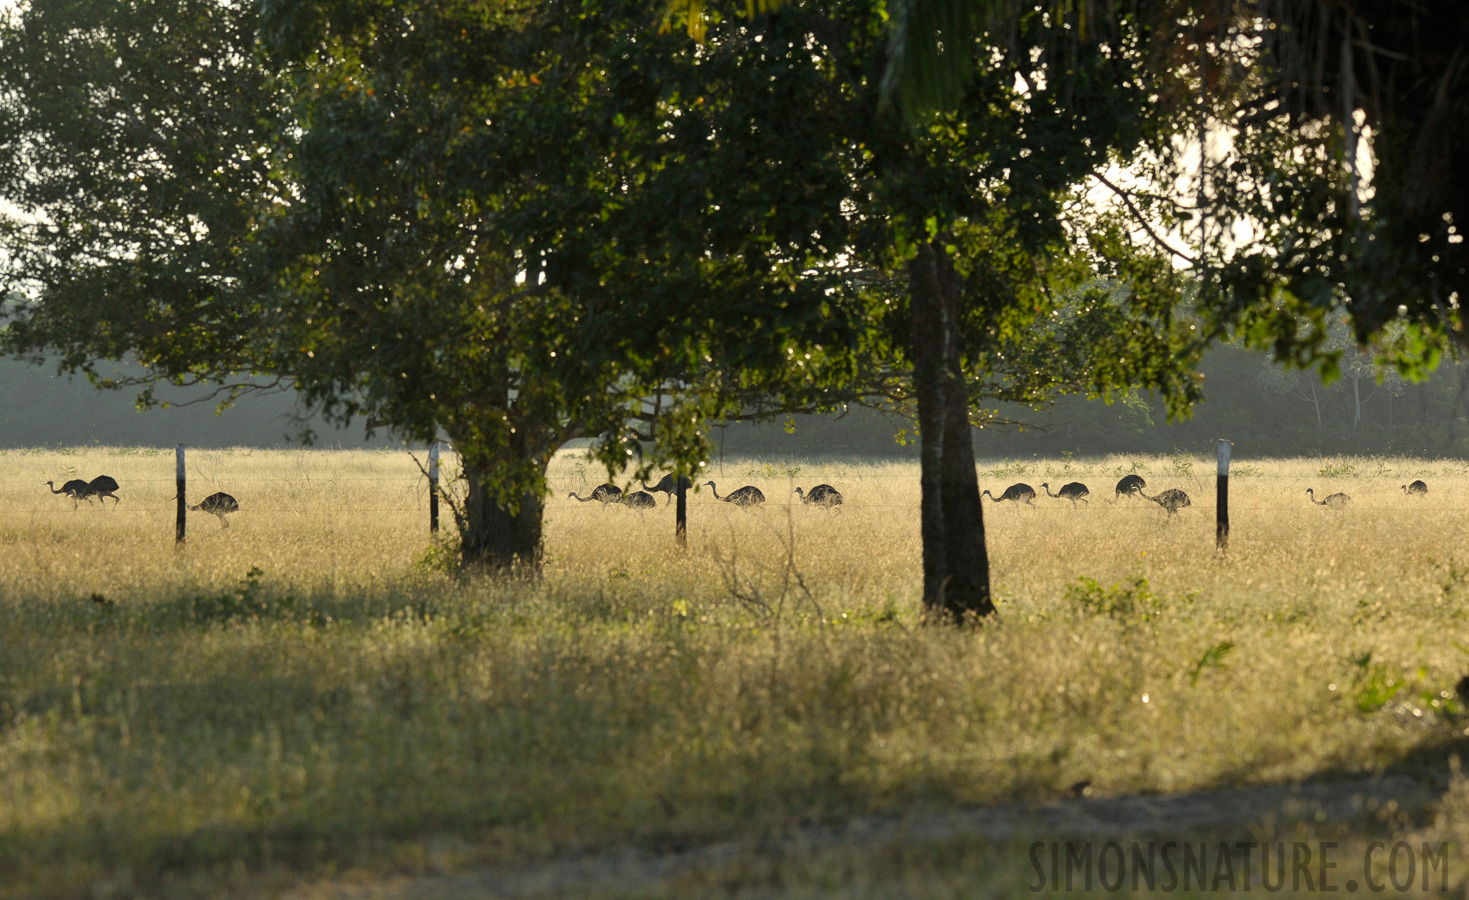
[2,447,1468,897]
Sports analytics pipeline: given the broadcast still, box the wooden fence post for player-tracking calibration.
[1216,439,1232,552]
[428,441,440,535]
[176,444,186,546]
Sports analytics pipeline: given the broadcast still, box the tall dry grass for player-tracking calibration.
[2,447,1468,897]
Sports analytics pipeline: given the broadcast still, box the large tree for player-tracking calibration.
[506,0,1205,618]
[0,0,863,570]
[0,0,624,569]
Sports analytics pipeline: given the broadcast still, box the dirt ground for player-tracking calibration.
[287,773,1446,899]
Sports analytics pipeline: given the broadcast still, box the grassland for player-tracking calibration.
[3,447,1469,897]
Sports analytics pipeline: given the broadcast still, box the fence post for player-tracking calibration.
[1216,438,1232,552]
[675,474,687,549]
[176,444,186,546]
[428,441,440,535]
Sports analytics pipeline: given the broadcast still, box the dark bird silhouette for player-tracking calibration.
[1403,480,1428,495]
[982,483,1037,506]
[188,492,239,527]
[705,481,765,507]
[1139,487,1191,517]
[1114,474,1146,499]
[794,484,843,508]
[82,475,120,506]
[46,479,90,508]
[622,490,657,511]
[642,474,693,505]
[1041,481,1090,506]
[568,484,623,506]
[1306,488,1351,508]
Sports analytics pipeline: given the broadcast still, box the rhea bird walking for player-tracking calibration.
[1041,482,1090,506]
[642,474,693,505]
[81,475,120,506]
[982,483,1036,506]
[46,479,90,508]
[705,481,765,507]
[568,484,623,506]
[1403,480,1428,495]
[188,492,239,527]
[1114,474,1146,500]
[1139,487,1190,517]
[1306,488,1351,508]
[622,490,658,511]
[794,484,843,508]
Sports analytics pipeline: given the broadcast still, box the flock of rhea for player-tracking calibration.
[569,471,1437,520]
[980,475,1436,517]
[1302,478,1429,509]
[45,476,240,526]
[569,477,844,510]
[982,475,1192,516]
[45,469,1436,529]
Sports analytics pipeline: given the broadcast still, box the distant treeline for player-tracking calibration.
[0,358,387,449]
[720,345,1469,462]
[7,346,1469,460]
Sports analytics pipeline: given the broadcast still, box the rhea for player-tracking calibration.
[46,479,90,508]
[794,484,843,508]
[642,474,693,505]
[1114,474,1146,500]
[1402,480,1428,496]
[1140,487,1191,517]
[81,475,121,506]
[568,484,623,506]
[189,492,240,527]
[705,481,765,507]
[982,483,1037,506]
[1306,488,1351,508]
[622,490,658,511]
[1041,482,1090,506]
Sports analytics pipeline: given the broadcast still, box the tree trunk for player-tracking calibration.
[457,448,546,574]
[909,240,995,622]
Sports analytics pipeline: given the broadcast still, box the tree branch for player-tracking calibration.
[1090,172,1201,267]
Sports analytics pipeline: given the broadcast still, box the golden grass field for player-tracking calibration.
[4,446,1469,897]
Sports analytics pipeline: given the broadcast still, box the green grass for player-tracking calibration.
[2,449,1469,897]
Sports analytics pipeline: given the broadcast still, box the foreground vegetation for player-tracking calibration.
[3,447,1469,897]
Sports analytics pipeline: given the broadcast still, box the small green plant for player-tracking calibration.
[1043,452,1077,478]
[744,461,802,479]
[1188,641,1236,686]
[1318,457,1360,478]
[1416,686,1462,720]
[1231,463,1263,478]
[1167,449,1194,478]
[183,567,276,626]
[1111,459,1147,476]
[1066,575,1177,622]
[414,536,461,576]
[37,443,80,456]
[1439,559,1469,601]
[985,458,1035,478]
[1349,652,1403,713]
